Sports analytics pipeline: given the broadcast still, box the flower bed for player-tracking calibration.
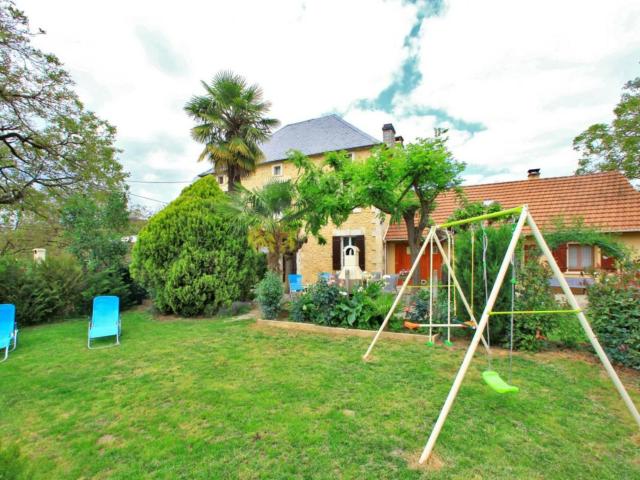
[289,279,403,331]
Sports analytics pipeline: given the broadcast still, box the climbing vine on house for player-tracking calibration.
[543,218,629,261]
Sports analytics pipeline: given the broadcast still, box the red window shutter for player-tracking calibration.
[552,244,567,272]
[332,237,341,271]
[354,235,366,270]
[600,254,616,271]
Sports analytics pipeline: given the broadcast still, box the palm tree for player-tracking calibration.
[185,71,279,192]
[223,180,306,275]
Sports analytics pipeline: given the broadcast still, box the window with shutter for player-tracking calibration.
[552,244,568,271]
[567,244,594,271]
[332,235,366,271]
[353,235,366,270]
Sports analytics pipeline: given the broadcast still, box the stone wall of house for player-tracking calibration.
[297,206,387,282]
[223,146,385,282]
[620,232,640,258]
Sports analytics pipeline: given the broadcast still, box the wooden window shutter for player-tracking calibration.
[552,244,567,272]
[332,236,341,271]
[354,235,366,270]
[600,253,616,271]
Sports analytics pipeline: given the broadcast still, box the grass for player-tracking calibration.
[1,311,639,479]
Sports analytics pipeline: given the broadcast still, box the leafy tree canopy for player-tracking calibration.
[293,133,464,283]
[222,180,306,275]
[574,77,640,181]
[446,199,503,230]
[0,2,126,211]
[60,191,129,272]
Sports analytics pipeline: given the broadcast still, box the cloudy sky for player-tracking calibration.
[21,0,640,210]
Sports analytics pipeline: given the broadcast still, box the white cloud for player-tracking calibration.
[21,0,414,209]
[18,0,640,210]
[408,0,640,178]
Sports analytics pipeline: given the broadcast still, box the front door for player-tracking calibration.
[394,242,442,284]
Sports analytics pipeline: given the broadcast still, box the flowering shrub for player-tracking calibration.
[588,260,640,370]
[290,280,395,330]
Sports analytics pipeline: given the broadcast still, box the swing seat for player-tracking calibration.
[482,370,519,394]
[403,320,421,331]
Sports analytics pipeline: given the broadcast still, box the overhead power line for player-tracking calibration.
[129,193,168,205]
[127,180,192,184]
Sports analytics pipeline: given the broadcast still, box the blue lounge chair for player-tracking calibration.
[288,274,304,294]
[0,304,18,362]
[88,296,121,349]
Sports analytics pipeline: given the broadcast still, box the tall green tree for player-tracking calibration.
[355,136,464,283]
[293,133,464,284]
[184,71,279,192]
[574,77,640,181]
[223,180,305,275]
[0,2,126,210]
[60,191,129,272]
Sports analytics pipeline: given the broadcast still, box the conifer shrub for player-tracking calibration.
[130,176,259,316]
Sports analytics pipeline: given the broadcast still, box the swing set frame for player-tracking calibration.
[363,204,640,464]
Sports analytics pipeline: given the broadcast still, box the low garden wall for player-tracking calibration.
[255,318,435,343]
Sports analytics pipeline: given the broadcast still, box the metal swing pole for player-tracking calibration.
[429,233,434,343]
[446,230,452,344]
[363,227,437,360]
[418,206,529,464]
[527,212,640,428]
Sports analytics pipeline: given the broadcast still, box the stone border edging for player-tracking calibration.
[255,319,437,343]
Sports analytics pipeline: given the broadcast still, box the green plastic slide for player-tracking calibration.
[482,370,519,394]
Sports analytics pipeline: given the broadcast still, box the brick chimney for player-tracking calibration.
[382,123,396,147]
[527,168,541,179]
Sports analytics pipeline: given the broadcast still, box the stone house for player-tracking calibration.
[200,114,640,285]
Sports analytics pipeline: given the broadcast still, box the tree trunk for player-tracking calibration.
[404,216,422,285]
[226,164,239,192]
[267,237,282,276]
[266,251,282,276]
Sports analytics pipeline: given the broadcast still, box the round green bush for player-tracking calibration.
[255,272,283,319]
[130,176,259,316]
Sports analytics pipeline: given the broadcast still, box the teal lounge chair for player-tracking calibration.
[88,296,121,349]
[0,304,18,362]
[288,274,304,294]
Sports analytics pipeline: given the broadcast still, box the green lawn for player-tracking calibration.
[1,312,639,479]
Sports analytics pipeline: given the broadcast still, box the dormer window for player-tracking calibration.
[272,164,283,176]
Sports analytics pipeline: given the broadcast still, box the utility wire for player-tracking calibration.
[127,180,192,184]
[129,193,168,205]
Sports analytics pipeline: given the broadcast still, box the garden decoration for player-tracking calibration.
[0,304,18,362]
[338,245,364,292]
[363,205,640,465]
[88,296,121,349]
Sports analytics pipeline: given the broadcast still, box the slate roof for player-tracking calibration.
[385,171,640,241]
[199,114,380,176]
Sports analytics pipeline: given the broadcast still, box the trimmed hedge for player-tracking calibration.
[130,176,260,316]
[0,255,142,326]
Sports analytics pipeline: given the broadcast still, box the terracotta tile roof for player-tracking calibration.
[385,171,640,241]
